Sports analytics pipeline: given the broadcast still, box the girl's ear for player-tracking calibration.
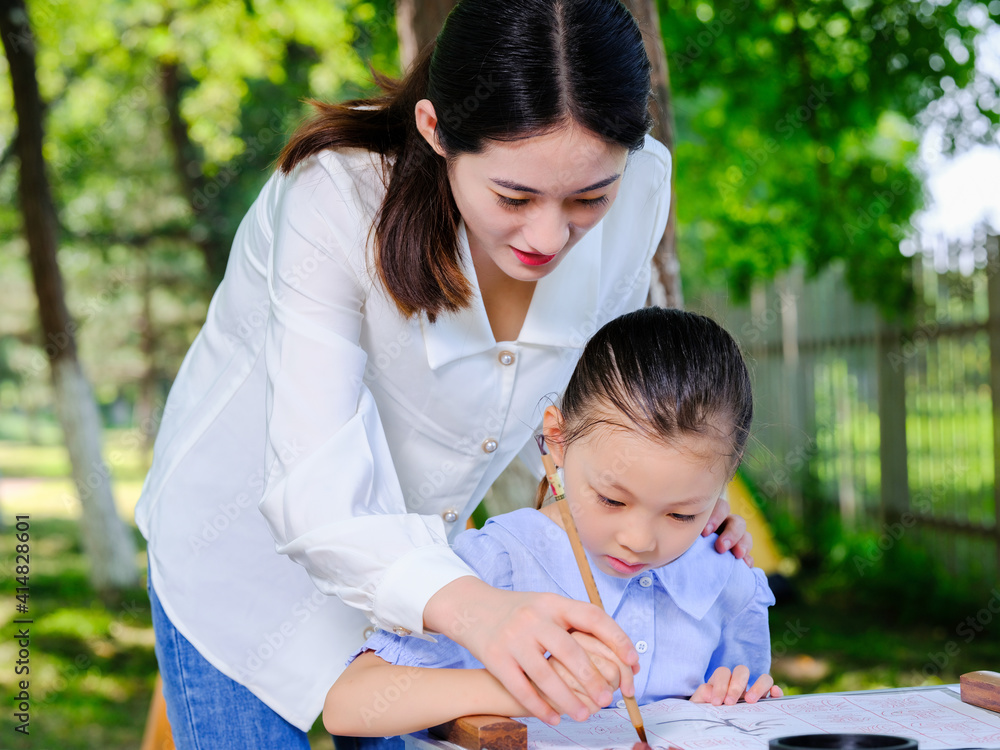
[542,405,567,467]
[414,99,447,157]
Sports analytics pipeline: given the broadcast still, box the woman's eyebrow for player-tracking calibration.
[489,174,622,195]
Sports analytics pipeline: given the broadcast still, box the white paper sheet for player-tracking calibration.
[519,688,1000,750]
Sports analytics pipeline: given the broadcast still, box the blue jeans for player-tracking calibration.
[149,572,403,750]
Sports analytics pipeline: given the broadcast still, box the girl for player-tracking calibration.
[136,0,756,745]
[324,308,781,737]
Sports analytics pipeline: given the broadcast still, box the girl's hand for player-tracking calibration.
[424,577,639,725]
[690,666,784,705]
[544,631,634,715]
[702,496,755,567]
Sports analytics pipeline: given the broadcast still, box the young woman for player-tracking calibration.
[324,308,782,738]
[136,0,755,746]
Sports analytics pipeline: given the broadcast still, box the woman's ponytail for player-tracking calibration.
[372,48,470,321]
[278,0,654,321]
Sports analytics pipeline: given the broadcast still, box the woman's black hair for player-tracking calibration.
[535,308,753,507]
[279,0,653,321]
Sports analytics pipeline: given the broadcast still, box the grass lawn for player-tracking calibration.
[1,437,998,747]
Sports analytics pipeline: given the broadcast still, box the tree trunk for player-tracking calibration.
[160,61,229,281]
[138,249,159,458]
[1,0,139,594]
[623,0,683,309]
[395,0,457,69]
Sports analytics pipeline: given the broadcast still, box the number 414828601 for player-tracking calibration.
[15,515,30,611]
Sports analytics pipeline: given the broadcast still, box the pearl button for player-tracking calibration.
[616,699,626,709]
[498,350,515,366]
[482,438,498,453]
[392,626,411,636]
[363,626,375,640]
[639,576,653,588]
[635,640,648,654]
[442,509,459,523]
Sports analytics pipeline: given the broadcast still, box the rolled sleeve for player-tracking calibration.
[257,154,477,635]
[707,567,776,684]
[350,626,479,670]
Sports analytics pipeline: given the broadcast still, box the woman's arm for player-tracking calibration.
[324,652,526,737]
[326,629,629,737]
[424,577,637,725]
[256,154,477,636]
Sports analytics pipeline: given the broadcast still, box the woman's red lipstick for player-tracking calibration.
[512,247,556,266]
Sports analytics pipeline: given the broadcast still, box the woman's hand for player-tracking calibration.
[690,666,783,705]
[424,577,639,725]
[543,631,633,714]
[702,496,755,567]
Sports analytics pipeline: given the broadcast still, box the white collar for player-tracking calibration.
[421,221,602,370]
[489,509,734,621]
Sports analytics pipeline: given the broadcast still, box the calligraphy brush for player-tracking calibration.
[535,434,648,744]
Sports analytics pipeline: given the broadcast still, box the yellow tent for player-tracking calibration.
[725,474,784,575]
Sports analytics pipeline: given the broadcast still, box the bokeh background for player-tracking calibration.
[1,0,999,747]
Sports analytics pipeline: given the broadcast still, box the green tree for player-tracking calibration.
[2,0,139,593]
[659,0,996,317]
[0,0,399,588]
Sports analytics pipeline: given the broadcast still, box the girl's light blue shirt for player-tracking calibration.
[358,507,775,706]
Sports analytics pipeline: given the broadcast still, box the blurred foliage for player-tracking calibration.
[742,464,991,624]
[1,504,997,747]
[0,0,399,422]
[658,0,999,318]
[3,5,999,742]
[0,0,996,409]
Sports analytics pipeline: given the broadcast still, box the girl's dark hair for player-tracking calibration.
[536,308,753,507]
[278,0,653,321]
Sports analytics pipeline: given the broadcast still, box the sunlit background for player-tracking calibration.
[1,0,999,747]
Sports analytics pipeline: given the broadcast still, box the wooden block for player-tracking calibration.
[430,715,527,750]
[961,671,1000,713]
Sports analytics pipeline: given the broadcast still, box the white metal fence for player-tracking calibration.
[691,236,1000,587]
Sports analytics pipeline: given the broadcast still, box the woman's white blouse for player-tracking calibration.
[134,135,671,730]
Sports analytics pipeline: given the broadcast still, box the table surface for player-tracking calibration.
[402,684,988,750]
